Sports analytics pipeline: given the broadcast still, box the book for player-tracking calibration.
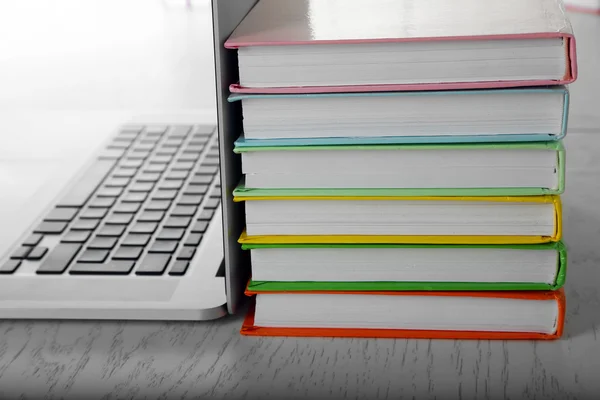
[565,0,600,13]
[243,241,567,292]
[234,142,565,194]
[225,0,577,93]
[241,289,565,340]
[234,193,562,244]
[230,87,570,145]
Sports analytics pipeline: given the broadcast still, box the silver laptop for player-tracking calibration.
[0,0,258,320]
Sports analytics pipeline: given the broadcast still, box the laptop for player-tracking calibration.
[0,0,257,320]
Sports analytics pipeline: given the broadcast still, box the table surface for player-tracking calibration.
[1,1,599,399]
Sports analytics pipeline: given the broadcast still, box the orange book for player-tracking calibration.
[241,288,565,340]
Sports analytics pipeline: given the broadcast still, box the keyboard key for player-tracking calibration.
[156,228,185,241]
[137,211,165,222]
[130,149,151,158]
[145,126,167,135]
[61,230,92,243]
[113,246,144,260]
[78,249,110,263]
[140,136,160,145]
[96,224,126,237]
[144,164,167,173]
[130,143,154,151]
[148,240,178,253]
[204,198,220,209]
[164,216,192,228]
[177,247,196,260]
[89,197,116,208]
[206,148,219,157]
[70,260,135,275]
[37,243,82,274]
[149,155,172,164]
[162,139,183,148]
[34,221,68,234]
[79,208,108,219]
[112,168,136,178]
[120,159,144,169]
[106,213,134,225]
[169,126,191,138]
[197,209,214,221]
[190,175,213,185]
[184,233,202,246]
[136,253,171,275]
[129,182,154,192]
[88,237,118,250]
[113,137,135,145]
[0,260,21,274]
[191,221,209,233]
[165,170,188,180]
[137,172,161,182]
[159,180,184,190]
[152,190,178,200]
[44,207,78,222]
[184,184,208,195]
[56,159,116,208]
[107,141,131,149]
[113,202,141,213]
[71,219,100,231]
[122,192,148,203]
[210,187,221,198]
[121,234,151,247]
[130,222,158,234]
[10,246,32,260]
[145,200,171,211]
[105,177,130,187]
[172,161,194,171]
[178,195,203,205]
[164,216,191,228]
[26,247,48,260]
[23,233,43,247]
[177,153,199,162]
[171,205,197,217]
[195,166,218,175]
[192,125,214,136]
[156,147,178,156]
[183,145,204,154]
[96,187,123,198]
[203,156,219,166]
[120,125,143,134]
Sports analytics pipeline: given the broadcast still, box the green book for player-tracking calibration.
[244,241,567,292]
[234,141,565,196]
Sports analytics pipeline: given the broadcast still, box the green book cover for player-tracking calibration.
[245,241,567,292]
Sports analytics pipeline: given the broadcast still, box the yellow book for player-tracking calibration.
[234,191,562,245]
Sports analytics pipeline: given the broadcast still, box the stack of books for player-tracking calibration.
[225,0,577,339]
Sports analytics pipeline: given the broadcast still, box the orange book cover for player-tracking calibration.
[241,288,565,340]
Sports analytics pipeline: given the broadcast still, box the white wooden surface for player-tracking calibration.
[0,1,599,398]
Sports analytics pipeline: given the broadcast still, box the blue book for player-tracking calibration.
[230,87,569,147]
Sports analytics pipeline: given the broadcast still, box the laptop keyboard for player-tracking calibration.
[0,125,221,276]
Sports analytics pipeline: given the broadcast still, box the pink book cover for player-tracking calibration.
[225,0,578,94]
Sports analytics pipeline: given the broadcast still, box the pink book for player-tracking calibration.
[225,0,578,94]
